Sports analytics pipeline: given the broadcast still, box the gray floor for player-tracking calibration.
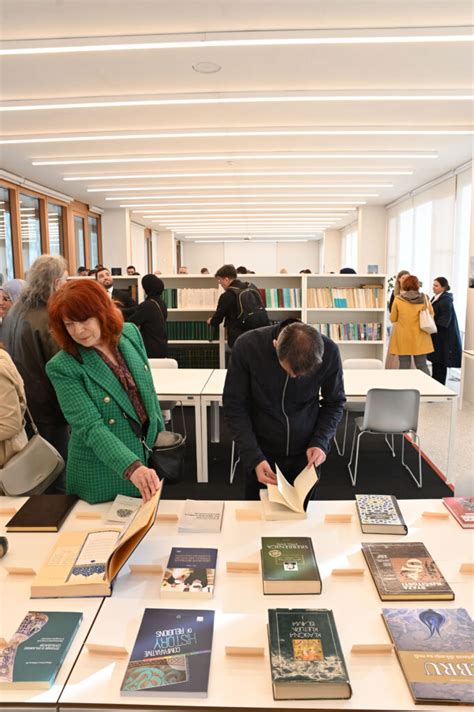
[416,371,473,496]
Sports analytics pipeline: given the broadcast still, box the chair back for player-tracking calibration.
[343,358,383,370]
[362,388,420,433]
[149,358,178,369]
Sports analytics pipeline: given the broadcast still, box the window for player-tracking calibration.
[0,187,14,283]
[19,193,41,272]
[48,203,64,256]
[74,216,86,267]
[88,215,99,267]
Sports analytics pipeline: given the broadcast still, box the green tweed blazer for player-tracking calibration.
[46,322,164,504]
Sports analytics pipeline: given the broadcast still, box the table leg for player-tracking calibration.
[194,397,207,484]
[446,397,457,487]
[210,401,220,443]
[200,398,209,483]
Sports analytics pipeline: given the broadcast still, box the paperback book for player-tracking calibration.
[362,542,454,601]
[178,500,224,533]
[6,495,78,532]
[161,548,217,599]
[355,494,407,534]
[268,608,351,700]
[105,494,141,525]
[260,464,318,520]
[0,611,82,689]
[261,537,321,595]
[121,608,214,697]
[442,496,474,529]
[30,490,161,598]
[382,607,474,704]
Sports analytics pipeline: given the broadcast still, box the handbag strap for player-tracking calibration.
[122,401,187,447]
[150,298,165,323]
[24,403,39,435]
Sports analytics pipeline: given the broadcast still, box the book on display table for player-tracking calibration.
[160,547,217,599]
[261,537,321,594]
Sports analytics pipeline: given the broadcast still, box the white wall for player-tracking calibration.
[180,241,225,274]
[322,230,342,272]
[276,241,321,273]
[357,206,388,274]
[101,208,131,270]
[130,221,146,275]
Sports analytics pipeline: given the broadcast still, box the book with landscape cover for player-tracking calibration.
[121,608,215,697]
[261,537,321,595]
[0,611,82,689]
[355,494,407,534]
[160,548,217,599]
[443,496,474,529]
[362,542,454,601]
[260,464,318,521]
[178,500,224,533]
[30,489,161,598]
[382,607,474,704]
[268,608,351,700]
[6,495,78,532]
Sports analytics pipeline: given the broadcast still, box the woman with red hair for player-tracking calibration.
[389,274,434,374]
[46,279,164,503]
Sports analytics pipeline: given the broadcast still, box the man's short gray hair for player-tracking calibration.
[19,254,67,310]
[275,322,324,376]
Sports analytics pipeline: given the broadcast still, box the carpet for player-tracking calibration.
[160,407,453,501]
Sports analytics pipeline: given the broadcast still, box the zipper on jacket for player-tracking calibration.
[281,374,290,456]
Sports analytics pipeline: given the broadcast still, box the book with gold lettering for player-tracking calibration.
[382,607,474,704]
[261,537,321,595]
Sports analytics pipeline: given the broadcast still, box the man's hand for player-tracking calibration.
[206,317,212,326]
[306,447,326,468]
[130,465,161,502]
[255,460,278,486]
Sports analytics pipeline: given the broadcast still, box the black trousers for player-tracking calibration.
[431,363,448,385]
[244,451,311,500]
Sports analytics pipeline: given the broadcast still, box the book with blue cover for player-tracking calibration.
[382,607,474,704]
[0,611,82,689]
[160,547,217,599]
[121,608,214,697]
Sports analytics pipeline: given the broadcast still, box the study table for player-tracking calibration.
[200,368,458,486]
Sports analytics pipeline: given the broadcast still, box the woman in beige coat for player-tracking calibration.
[0,347,28,469]
[389,274,434,375]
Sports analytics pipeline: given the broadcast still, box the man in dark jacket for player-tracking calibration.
[207,264,269,347]
[223,320,345,498]
[96,267,136,315]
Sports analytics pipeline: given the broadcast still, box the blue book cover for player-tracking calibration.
[0,611,82,689]
[382,607,474,704]
[121,608,214,697]
[161,547,217,599]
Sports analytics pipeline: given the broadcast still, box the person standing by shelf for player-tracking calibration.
[129,274,168,359]
[95,266,136,315]
[389,274,434,375]
[427,276,462,384]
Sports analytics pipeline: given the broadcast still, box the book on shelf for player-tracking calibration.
[121,608,215,697]
[362,542,454,601]
[259,288,301,309]
[311,322,382,341]
[6,494,77,532]
[382,607,474,705]
[162,288,219,309]
[307,286,384,309]
[178,499,224,533]
[261,537,321,595]
[0,611,82,689]
[355,494,407,534]
[30,490,161,598]
[160,548,217,599]
[268,608,351,700]
[167,321,214,341]
[105,494,141,525]
[442,496,474,528]
[259,464,318,520]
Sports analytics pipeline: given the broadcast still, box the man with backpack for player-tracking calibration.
[207,264,270,347]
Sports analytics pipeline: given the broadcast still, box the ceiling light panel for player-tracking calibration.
[88,183,394,191]
[106,193,377,200]
[65,171,413,181]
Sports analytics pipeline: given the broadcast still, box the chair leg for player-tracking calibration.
[384,433,396,456]
[401,432,423,488]
[229,440,241,484]
[347,427,364,486]
[334,409,349,456]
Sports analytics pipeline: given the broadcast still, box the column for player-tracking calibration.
[322,229,342,272]
[101,208,131,271]
[153,229,176,274]
[357,206,387,274]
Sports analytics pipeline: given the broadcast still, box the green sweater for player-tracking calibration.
[46,322,164,503]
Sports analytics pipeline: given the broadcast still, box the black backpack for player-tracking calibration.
[228,282,270,331]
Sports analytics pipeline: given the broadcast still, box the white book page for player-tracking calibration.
[106,495,141,524]
[267,464,318,513]
[293,465,318,504]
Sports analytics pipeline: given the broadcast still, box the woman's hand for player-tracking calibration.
[130,465,161,502]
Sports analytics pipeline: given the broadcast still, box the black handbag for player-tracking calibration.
[124,403,186,484]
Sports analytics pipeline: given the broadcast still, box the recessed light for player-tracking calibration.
[192,61,222,74]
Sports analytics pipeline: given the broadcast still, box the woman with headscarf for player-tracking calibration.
[0,279,26,342]
[427,276,462,384]
[129,274,168,358]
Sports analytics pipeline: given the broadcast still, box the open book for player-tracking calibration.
[31,490,161,598]
[260,464,318,520]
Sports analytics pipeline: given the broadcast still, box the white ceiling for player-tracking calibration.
[0,0,473,242]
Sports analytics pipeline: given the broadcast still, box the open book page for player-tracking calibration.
[267,465,318,513]
[67,530,120,584]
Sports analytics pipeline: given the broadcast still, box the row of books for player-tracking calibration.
[161,288,220,309]
[258,287,301,308]
[311,321,383,341]
[307,286,384,308]
[167,320,215,340]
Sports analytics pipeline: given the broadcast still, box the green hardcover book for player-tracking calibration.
[261,537,321,594]
[268,608,351,700]
[0,611,83,689]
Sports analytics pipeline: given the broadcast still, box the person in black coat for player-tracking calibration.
[223,320,346,499]
[427,276,462,384]
[129,274,168,358]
